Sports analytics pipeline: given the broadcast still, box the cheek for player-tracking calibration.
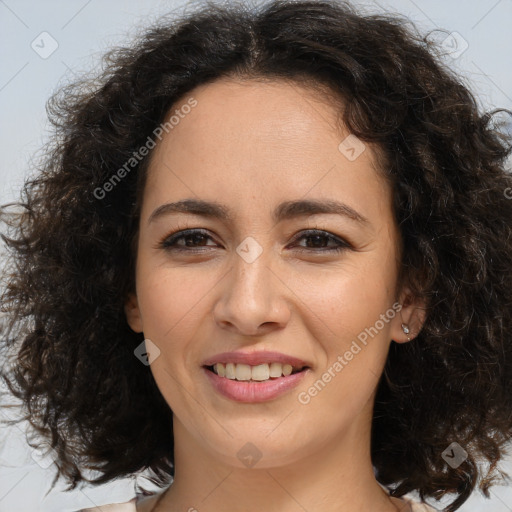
[293,259,397,346]
[294,273,395,421]
[135,265,216,409]
[136,263,217,344]
[296,346,386,431]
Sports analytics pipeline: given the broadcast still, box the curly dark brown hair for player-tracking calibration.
[1,0,512,510]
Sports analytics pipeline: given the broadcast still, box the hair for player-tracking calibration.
[1,0,512,510]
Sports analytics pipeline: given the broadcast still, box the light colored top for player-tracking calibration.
[79,492,439,511]
[79,494,153,511]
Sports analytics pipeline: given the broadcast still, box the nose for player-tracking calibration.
[213,243,291,336]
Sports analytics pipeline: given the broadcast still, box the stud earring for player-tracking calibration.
[401,323,411,342]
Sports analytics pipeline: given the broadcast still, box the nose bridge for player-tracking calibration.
[214,233,290,333]
[231,234,274,304]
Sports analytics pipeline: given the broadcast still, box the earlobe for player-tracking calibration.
[124,292,143,333]
[391,290,427,344]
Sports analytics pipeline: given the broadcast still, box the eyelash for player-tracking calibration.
[158,228,352,254]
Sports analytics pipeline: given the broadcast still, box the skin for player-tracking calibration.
[125,77,426,512]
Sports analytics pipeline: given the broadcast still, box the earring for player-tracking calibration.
[401,323,411,342]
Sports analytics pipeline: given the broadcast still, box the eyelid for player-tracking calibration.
[288,228,353,249]
[157,227,216,250]
[157,225,354,253]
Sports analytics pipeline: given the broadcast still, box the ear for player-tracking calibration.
[125,292,143,333]
[390,288,427,344]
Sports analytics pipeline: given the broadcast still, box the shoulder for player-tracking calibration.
[78,493,161,512]
[79,497,137,511]
[383,482,438,512]
[136,493,163,512]
[390,495,438,512]
[403,497,439,511]
[78,492,437,512]
[410,503,438,512]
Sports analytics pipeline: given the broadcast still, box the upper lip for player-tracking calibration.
[202,350,311,369]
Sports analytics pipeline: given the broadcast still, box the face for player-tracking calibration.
[125,77,420,469]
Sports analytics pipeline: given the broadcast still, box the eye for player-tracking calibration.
[159,228,218,253]
[288,229,352,253]
[158,228,352,254]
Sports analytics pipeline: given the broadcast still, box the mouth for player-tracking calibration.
[204,362,308,382]
[201,351,312,402]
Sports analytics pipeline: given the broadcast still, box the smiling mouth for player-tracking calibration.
[205,362,308,382]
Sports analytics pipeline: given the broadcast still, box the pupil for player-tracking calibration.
[308,235,325,248]
[186,234,205,246]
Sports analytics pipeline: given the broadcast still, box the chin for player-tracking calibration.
[199,427,320,469]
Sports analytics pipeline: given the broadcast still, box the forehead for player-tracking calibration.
[162,76,347,153]
[143,77,391,226]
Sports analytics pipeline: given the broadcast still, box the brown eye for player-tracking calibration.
[160,229,218,252]
[290,229,352,253]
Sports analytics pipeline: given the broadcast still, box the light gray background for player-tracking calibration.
[1,0,511,510]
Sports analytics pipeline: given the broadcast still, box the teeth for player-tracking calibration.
[269,362,282,378]
[216,362,226,377]
[225,363,236,379]
[212,362,301,381]
[235,364,252,381]
[251,364,270,381]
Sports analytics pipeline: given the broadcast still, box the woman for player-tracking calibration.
[1,1,512,511]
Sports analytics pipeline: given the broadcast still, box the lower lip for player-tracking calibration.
[203,367,309,403]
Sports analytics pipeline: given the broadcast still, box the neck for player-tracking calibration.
[156,407,400,512]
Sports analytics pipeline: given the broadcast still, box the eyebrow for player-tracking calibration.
[148,198,369,226]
